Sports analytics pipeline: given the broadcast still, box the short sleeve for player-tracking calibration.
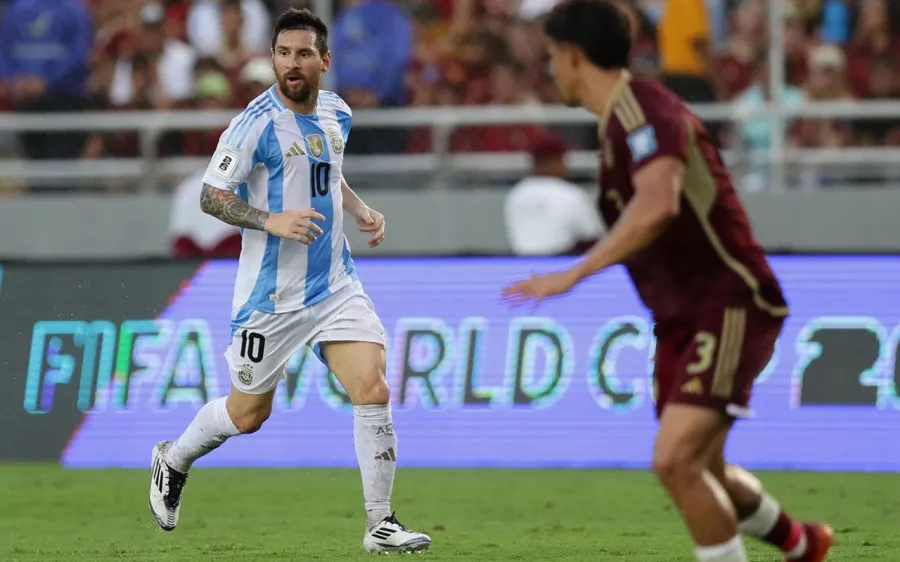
[201,115,264,192]
[624,112,689,177]
[322,91,352,144]
[337,106,352,144]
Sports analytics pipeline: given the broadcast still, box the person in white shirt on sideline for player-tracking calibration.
[505,130,604,256]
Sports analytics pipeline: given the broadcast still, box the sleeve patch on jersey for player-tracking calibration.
[626,125,658,162]
[212,149,240,179]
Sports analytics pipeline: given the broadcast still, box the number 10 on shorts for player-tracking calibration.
[239,330,266,363]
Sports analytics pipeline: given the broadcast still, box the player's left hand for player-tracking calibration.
[501,269,580,308]
[355,206,385,248]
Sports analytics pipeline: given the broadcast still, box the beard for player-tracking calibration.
[277,72,319,105]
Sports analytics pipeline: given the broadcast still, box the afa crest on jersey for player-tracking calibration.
[328,127,344,154]
[307,134,325,158]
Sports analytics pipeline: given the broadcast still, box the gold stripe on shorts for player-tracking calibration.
[711,308,746,398]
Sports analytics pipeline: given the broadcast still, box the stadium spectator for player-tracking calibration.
[183,72,233,157]
[109,2,197,109]
[238,56,277,106]
[211,0,256,78]
[783,1,812,89]
[0,0,93,161]
[657,0,719,103]
[714,0,767,100]
[844,0,900,98]
[187,0,271,59]
[793,43,854,188]
[732,54,806,192]
[819,0,851,44]
[620,1,661,79]
[851,55,900,146]
[504,131,603,256]
[331,0,413,108]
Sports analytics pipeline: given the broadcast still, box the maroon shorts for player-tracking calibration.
[652,306,784,419]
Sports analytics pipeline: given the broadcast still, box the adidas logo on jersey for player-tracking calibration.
[375,448,396,462]
[681,377,703,395]
[284,141,305,157]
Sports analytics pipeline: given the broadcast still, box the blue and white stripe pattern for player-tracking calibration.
[200,87,358,329]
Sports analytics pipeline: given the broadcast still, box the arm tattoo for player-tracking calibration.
[200,184,269,231]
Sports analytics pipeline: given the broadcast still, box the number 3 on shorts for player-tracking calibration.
[687,332,717,374]
[239,330,266,364]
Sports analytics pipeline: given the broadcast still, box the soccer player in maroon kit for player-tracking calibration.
[502,2,834,561]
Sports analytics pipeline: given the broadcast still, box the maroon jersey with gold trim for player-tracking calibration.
[598,76,787,322]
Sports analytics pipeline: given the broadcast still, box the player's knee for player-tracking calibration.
[652,442,704,487]
[231,405,272,434]
[352,369,390,405]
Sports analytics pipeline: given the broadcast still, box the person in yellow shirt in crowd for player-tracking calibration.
[658,0,719,104]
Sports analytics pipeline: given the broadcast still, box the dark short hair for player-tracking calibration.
[544,0,631,70]
[272,8,329,55]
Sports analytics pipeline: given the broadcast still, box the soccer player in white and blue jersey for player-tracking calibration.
[148,8,431,554]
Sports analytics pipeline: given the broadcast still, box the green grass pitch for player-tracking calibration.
[2,465,898,561]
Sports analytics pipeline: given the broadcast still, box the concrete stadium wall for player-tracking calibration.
[2,188,900,259]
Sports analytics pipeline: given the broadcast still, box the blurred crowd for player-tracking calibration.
[2,0,900,160]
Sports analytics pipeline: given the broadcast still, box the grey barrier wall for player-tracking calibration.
[2,188,900,259]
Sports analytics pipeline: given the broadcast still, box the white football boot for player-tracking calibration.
[149,440,189,531]
[363,512,432,554]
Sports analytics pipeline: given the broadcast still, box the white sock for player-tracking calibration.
[694,535,747,562]
[165,397,240,473]
[354,404,395,527]
[739,492,780,537]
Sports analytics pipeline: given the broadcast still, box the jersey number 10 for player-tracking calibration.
[310,162,331,198]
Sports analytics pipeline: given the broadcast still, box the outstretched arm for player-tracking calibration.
[200,183,268,230]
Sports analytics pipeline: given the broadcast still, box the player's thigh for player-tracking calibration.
[666,306,782,419]
[310,285,388,405]
[227,308,307,398]
[651,323,695,419]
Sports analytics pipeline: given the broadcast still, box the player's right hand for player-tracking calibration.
[264,209,325,245]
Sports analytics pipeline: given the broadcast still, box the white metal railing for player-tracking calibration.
[2,100,900,190]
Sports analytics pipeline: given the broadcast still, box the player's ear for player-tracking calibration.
[321,50,332,74]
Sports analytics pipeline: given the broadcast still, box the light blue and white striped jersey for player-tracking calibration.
[202,86,357,321]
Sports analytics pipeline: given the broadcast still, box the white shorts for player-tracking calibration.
[225,281,386,394]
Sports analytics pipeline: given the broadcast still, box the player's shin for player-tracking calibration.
[354,403,396,527]
[165,396,240,473]
[659,468,746,561]
[723,465,810,559]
